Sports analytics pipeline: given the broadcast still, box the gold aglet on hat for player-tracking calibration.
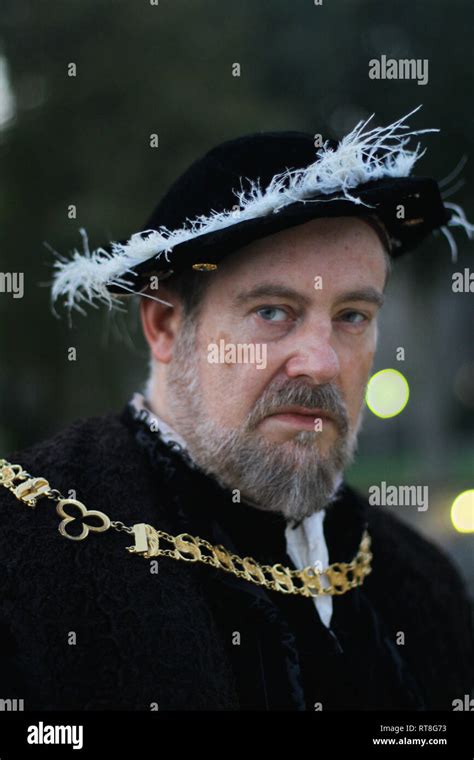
[192,263,218,271]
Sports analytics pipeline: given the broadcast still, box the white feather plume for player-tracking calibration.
[49,106,472,313]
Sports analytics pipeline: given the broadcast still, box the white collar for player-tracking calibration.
[130,392,189,451]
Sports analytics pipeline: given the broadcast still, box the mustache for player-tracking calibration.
[246,380,350,435]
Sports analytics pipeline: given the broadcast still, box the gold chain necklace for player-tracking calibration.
[0,457,372,598]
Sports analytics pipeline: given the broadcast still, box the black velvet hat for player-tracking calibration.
[51,107,472,312]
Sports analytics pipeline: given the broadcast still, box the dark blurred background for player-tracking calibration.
[0,0,472,588]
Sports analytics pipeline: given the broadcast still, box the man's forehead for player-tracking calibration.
[208,217,389,304]
[217,215,387,275]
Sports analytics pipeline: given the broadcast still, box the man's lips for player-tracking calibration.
[263,406,337,429]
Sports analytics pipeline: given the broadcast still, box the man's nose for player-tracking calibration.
[283,322,340,385]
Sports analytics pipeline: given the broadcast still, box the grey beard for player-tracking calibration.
[165,317,359,521]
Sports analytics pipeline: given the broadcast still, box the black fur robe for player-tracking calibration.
[0,404,472,710]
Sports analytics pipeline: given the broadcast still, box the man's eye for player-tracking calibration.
[256,306,288,322]
[338,311,368,325]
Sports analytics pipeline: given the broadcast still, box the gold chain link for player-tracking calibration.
[0,458,372,598]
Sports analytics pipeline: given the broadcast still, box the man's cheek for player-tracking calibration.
[342,373,370,426]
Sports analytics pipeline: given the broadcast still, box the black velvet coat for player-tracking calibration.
[0,405,472,710]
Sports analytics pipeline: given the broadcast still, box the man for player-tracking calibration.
[0,109,472,710]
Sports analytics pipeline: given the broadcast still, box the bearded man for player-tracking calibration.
[0,110,472,711]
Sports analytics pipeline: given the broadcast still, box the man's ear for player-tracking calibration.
[140,288,181,364]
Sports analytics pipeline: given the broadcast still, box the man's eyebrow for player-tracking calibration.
[233,284,312,307]
[232,283,384,308]
[334,288,384,308]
